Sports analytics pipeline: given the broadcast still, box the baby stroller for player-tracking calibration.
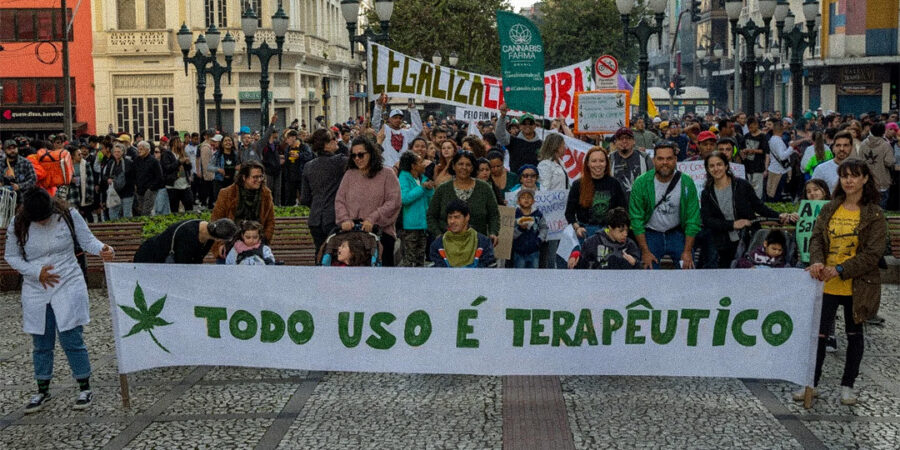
[319,222,382,267]
[729,217,798,268]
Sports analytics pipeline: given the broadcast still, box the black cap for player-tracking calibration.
[23,188,54,221]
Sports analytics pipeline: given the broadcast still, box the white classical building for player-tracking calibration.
[91,0,367,137]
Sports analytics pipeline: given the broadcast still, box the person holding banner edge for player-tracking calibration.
[495,103,542,173]
[802,159,887,406]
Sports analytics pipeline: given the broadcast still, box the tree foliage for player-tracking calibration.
[539,0,640,71]
[375,0,512,75]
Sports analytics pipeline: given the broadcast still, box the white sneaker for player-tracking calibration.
[791,386,817,402]
[840,386,857,405]
[73,390,92,410]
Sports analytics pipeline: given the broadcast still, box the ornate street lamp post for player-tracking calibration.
[776,0,820,120]
[725,0,777,115]
[616,0,669,121]
[177,24,235,132]
[341,0,394,57]
[242,1,289,130]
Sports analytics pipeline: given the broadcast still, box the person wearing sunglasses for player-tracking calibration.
[335,137,402,266]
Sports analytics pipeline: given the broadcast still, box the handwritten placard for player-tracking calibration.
[573,90,630,135]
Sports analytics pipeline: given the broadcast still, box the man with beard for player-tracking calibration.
[628,142,700,270]
[0,139,37,200]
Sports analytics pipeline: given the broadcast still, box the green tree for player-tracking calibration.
[540,0,641,71]
[372,0,512,75]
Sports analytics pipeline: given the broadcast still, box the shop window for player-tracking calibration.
[38,79,57,104]
[1,80,17,104]
[20,80,37,104]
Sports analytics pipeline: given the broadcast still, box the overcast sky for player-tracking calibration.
[508,0,536,11]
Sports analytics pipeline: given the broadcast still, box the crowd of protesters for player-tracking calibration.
[3,97,896,408]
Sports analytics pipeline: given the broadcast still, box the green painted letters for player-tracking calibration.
[229,310,257,341]
[260,310,285,343]
[287,310,314,345]
[194,306,227,338]
[680,309,710,347]
[457,309,479,348]
[761,311,793,346]
[404,310,432,347]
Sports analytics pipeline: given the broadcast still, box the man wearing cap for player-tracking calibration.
[238,127,260,166]
[372,93,423,168]
[495,103,543,173]
[717,118,744,159]
[631,117,659,152]
[696,130,718,160]
[0,139,36,198]
[609,127,652,199]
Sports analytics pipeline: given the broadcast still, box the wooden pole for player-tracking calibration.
[119,374,131,409]
[803,386,814,409]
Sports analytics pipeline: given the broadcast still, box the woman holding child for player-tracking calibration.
[701,151,794,268]
[801,159,887,406]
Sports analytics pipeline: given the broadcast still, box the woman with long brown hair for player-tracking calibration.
[801,159,887,406]
[5,188,114,413]
[432,139,458,185]
[166,137,194,212]
[565,146,627,240]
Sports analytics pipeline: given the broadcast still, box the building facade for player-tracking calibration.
[0,0,96,140]
[91,0,362,139]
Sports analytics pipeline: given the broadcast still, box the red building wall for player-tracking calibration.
[0,0,95,136]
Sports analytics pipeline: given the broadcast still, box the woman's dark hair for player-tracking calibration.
[398,151,420,173]
[804,178,831,200]
[447,151,477,177]
[445,198,470,218]
[309,128,333,154]
[347,137,383,178]
[475,157,491,173]
[409,137,427,152]
[486,150,504,162]
[14,188,70,261]
[208,218,239,240]
[703,151,733,191]
[605,207,630,230]
[764,229,786,248]
[812,131,825,162]
[462,135,486,158]
[236,160,265,188]
[833,159,880,206]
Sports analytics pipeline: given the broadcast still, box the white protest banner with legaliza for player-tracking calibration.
[676,161,746,198]
[573,90,631,135]
[367,41,590,121]
[505,190,569,241]
[108,264,821,386]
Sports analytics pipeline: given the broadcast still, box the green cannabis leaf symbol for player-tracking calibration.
[118,282,173,353]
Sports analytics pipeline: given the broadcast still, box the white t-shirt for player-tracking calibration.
[646,176,682,233]
[811,159,840,192]
[767,135,792,175]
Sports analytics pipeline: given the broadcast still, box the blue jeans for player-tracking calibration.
[32,305,91,381]
[644,229,686,270]
[154,189,171,215]
[108,196,134,220]
[879,189,889,211]
[514,251,540,268]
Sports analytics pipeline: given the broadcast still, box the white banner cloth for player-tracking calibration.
[107,265,820,386]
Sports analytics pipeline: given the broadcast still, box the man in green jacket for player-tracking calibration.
[628,142,701,269]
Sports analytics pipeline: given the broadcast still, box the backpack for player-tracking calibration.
[28,148,74,195]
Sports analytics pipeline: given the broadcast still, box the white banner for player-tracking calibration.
[504,189,569,240]
[455,106,498,122]
[107,265,821,386]
[676,161,746,198]
[368,42,590,121]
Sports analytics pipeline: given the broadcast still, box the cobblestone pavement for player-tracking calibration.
[0,285,897,449]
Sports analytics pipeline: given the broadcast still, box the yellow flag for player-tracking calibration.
[631,75,659,118]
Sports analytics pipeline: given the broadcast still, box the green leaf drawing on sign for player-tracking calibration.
[118,282,173,353]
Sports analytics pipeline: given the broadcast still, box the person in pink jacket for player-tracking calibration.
[335,137,402,266]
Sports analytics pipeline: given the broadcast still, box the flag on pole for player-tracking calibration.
[627,75,659,118]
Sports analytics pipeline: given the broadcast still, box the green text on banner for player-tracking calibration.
[496,11,545,115]
[107,264,822,386]
[796,200,829,264]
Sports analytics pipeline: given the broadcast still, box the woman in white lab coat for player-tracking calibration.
[4,188,114,414]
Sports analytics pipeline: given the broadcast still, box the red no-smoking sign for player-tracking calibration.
[595,55,619,79]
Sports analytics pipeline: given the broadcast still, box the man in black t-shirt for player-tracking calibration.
[740,116,769,200]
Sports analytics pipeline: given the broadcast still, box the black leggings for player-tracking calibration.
[167,188,193,213]
[814,293,864,388]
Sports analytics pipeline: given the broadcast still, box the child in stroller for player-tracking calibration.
[319,222,382,267]
[732,224,798,268]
